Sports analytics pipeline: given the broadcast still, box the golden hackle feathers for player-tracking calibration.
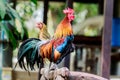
[36,22,50,40]
[36,22,51,64]
[54,8,74,39]
[54,17,73,39]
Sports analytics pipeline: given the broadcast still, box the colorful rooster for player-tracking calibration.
[36,22,50,40]
[17,8,75,72]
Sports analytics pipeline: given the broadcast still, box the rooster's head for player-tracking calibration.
[63,8,75,22]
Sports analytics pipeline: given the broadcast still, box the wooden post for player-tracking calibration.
[101,0,114,79]
[98,0,104,14]
[113,0,120,17]
[43,0,49,25]
[66,0,73,8]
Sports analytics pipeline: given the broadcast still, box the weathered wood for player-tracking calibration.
[12,70,38,80]
[47,0,98,3]
[70,71,108,80]
[12,69,108,80]
[66,0,73,8]
[113,0,120,17]
[98,0,104,14]
[2,68,12,80]
[73,35,102,45]
[101,0,114,79]
[40,67,70,80]
[111,52,120,62]
[18,0,98,3]
[40,65,108,80]
[43,0,49,25]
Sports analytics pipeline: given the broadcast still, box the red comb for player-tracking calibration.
[63,8,75,21]
[63,8,74,14]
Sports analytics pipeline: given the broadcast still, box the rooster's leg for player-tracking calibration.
[49,62,52,69]
[38,62,44,80]
[49,62,58,71]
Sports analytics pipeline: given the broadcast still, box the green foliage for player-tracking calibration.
[0,0,6,19]
[7,4,21,20]
[74,3,98,17]
[0,22,19,49]
[16,1,36,20]
[30,0,37,5]
[49,2,98,27]
[49,2,65,26]
[16,1,39,38]
[73,3,98,25]
[0,1,29,50]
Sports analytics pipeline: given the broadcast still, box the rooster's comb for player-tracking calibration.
[63,8,74,21]
[63,8,74,14]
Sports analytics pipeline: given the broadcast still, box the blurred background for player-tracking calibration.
[0,0,120,80]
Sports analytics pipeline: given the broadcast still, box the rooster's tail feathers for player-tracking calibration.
[17,38,44,70]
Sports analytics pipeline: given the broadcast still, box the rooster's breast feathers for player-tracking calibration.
[40,35,74,63]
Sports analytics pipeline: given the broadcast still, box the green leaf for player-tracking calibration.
[30,0,37,5]
[21,21,28,40]
[0,14,11,21]
[7,4,21,21]
[0,0,6,19]
[1,22,19,50]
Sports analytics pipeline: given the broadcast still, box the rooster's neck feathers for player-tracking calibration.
[54,8,74,39]
[54,16,73,39]
[39,25,50,40]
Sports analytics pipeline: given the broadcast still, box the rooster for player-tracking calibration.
[36,22,50,40]
[17,8,75,72]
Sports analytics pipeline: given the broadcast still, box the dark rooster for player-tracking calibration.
[17,8,75,72]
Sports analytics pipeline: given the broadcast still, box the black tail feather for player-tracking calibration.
[17,38,44,70]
